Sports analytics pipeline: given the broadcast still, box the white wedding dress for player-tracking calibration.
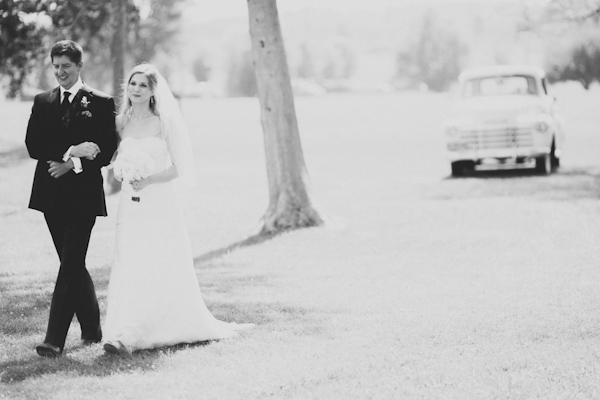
[104,134,252,351]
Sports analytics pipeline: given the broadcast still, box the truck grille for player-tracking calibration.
[457,127,532,149]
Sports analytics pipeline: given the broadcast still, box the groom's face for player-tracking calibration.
[52,55,82,90]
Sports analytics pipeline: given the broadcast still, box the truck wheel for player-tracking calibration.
[535,154,551,174]
[550,140,560,168]
[451,162,463,176]
[451,161,471,177]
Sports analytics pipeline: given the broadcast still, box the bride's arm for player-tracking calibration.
[147,164,179,185]
[132,164,179,191]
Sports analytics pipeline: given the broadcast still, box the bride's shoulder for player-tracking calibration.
[115,114,126,131]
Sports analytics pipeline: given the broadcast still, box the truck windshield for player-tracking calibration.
[462,75,538,97]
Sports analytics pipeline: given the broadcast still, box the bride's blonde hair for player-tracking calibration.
[118,64,161,121]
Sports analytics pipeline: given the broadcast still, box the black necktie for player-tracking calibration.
[60,91,71,127]
[62,91,71,107]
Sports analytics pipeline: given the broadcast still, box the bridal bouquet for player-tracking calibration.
[113,148,155,201]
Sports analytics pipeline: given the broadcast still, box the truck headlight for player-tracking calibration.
[534,121,549,132]
[445,126,459,136]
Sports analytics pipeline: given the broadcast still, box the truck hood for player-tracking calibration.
[451,95,547,122]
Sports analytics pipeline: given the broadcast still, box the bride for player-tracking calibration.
[103,64,253,354]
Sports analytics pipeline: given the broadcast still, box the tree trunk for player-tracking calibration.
[111,0,126,99]
[107,0,127,194]
[247,0,322,234]
[580,78,591,90]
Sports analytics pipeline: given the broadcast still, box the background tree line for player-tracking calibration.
[391,1,600,93]
[3,0,600,99]
[0,0,184,99]
[226,41,357,97]
[394,11,466,92]
[542,0,600,89]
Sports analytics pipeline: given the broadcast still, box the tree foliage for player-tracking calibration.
[0,0,50,97]
[296,43,315,80]
[541,1,600,89]
[227,50,257,97]
[546,0,600,23]
[395,12,466,92]
[0,0,185,98]
[547,40,600,89]
[192,55,210,82]
[320,43,355,81]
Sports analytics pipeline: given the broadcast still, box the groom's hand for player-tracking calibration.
[47,160,73,178]
[71,142,100,160]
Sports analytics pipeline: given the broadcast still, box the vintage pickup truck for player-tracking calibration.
[442,65,566,176]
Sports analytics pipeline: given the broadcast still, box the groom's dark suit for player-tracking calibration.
[26,83,118,350]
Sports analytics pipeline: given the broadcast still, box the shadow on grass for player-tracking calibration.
[444,165,600,180]
[0,146,29,167]
[0,234,277,338]
[448,168,542,179]
[193,231,280,266]
[0,264,268,338]
[0,341,211,383]
[0,299,329,384]
[436,165,600,201]
[0,253,331,384]
[0,272,55,337]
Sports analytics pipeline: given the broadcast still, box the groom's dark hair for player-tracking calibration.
[50,40,83,64]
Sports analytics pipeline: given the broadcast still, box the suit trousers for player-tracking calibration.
[43,209,102,349]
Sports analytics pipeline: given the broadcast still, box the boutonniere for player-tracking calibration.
[62,92,94,127]
[79,96,93,118]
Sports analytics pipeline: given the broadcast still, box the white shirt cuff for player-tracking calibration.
[62,146,83,174]
[62,146,74,161]
[71,157,83,174]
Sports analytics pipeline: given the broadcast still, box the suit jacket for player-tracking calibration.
[26,84,118,216]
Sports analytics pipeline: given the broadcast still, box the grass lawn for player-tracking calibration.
[1,85,600,399]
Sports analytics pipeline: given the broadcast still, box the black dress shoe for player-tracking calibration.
[36,343,62,358]
[82,339,101,346]
[103,340,130,355]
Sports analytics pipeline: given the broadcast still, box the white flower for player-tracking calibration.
[113,148,155,186]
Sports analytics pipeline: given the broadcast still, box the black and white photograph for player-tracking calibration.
[1,0,600,398]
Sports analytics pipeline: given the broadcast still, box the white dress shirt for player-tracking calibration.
[60,78,85,173]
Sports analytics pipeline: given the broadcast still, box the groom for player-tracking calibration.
[25,40,118,357]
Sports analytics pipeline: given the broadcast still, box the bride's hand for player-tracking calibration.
[71,142,100,159]
[130,177,151,191]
